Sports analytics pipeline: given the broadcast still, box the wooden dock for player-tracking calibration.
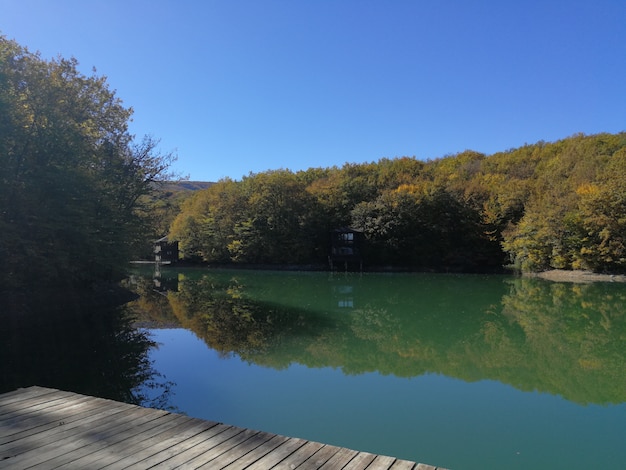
[0,386,446,469]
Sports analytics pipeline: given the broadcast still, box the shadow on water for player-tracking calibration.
[0,286,176,410]
[131,267,626,406]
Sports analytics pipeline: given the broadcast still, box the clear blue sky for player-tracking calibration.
[2,0,625,182]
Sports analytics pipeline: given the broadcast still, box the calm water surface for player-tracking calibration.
[125,268,626,470]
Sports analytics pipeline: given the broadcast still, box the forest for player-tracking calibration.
[2,34,625,287]
[169,132,626,273]
[0,36,174,290]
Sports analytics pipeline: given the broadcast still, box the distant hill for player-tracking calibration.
[141,181,215,241]
[157,181,214,192]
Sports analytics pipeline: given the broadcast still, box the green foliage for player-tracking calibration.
[575,148,626,271]
[169,132,626,273]
[0,36,173,288]
[170,171,322,264]
[171,178,248,262]
[350,187,487,268]
[136,182,212,250]
[4,37,624,275]
[501,133,626,272]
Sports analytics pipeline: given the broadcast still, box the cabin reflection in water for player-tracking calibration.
[330,282,356,309]
[153,264,179,293]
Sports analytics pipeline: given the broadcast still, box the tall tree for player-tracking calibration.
[231,170,319,264]
[0,35,173,288]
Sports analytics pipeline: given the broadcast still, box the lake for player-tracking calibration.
[1,268,624,469]
[126,268,626,470]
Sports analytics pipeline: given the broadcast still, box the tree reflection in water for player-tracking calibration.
[131,268,626,406]
[0,287,176,410]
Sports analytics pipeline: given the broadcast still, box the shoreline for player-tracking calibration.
[135,261,626,282]
[527,269,626,283]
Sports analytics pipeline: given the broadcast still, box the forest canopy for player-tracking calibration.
[2,34,624,282]
[0,36,174,289]
[170,132,626,273]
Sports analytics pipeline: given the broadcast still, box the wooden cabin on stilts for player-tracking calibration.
[329,227,364,272]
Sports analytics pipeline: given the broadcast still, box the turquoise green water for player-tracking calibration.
[131,269,626,469]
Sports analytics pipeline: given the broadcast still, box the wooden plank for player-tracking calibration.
[0,389,75,417]
[0,390,116,424]
[0,397,134,445]
[0,387,442,470]
[146,426,249,468]
[0,395,93,427]
[294,443,342,469]
[1,395,107,428]
[236,437,308,470]
[172,427,261,469]
[366,454,399,469]
[0,396,117,442]
[0,387,61,409]
[59,413,198,469]
[0,401,131,458]
[29,412,187,469]
[0,406,165,468]
[226,435,304,470]
[218,434,286,469]
[319,447,360,469]
[0,390,61,413]
[95,417,220,468]
[4,403,157,455]
[390,458,418,469]
[195,430,276,469]
[342,451,378,470]
[121,422,236,469]
[273,440,325,469]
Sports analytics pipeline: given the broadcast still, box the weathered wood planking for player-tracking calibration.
[0,386,447,469]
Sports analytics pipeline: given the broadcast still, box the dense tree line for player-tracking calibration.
[0,36,173,289]
[2,35,623,279]
[170,132,626,273]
